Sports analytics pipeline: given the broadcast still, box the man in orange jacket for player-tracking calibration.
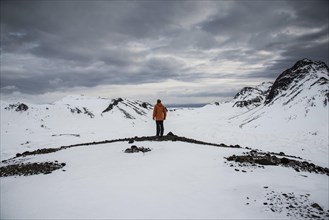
[153,99,167,137]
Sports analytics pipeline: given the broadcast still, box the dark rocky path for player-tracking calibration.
[3,132,241,162]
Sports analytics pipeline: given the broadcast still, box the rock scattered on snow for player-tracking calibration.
[124,145,151,153]
[257,187,329,219]
[4,103,29,111]
[225,150,329,175]
[15,148,60,158]
[0,161,66,177]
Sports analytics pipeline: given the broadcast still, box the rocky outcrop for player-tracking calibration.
[102,98,124,113]
[4,103,29,111]
[265,58,329,105]
[101,98,152,119]
[233,82,272,108]
[68,106,95,118]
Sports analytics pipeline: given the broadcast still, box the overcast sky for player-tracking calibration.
[1,0,328,105]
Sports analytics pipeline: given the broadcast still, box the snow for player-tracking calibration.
[2,142,327,219]
[1,66,328,220]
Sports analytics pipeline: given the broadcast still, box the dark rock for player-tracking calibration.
[128,139,134,144]
[102,98,124,113]
[311,203,324,211]
[167,132,175,136]
[124,148,133,153]
[280,157,290,164]
[16,103,29,111]
[131,145,138,150]
[309,163,315,168]
[255,158,276,166]
[124,145,151,154]
[141,102,148,109]
[235,157,242,163]
[0,161,66,177]
[5,103,29,111]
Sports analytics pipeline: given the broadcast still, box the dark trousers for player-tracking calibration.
[156,120,164,137]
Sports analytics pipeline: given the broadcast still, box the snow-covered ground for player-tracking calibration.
[1,59,328,219]
[1,94,328,219]
[1,141,327,219]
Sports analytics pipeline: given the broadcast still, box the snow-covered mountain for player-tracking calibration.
[212,58,328,132]
[232,58,328,110]
[0,96,155,160]
[1,59,328,219]
[232,82,273,109]
[230,59,328,132]
[265,58,328,106]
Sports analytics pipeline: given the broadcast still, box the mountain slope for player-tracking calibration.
[166,59,328,167]
[0,96,154,160]
[239,59,328,129]
[233,82,273,109]
[265,58,329,105]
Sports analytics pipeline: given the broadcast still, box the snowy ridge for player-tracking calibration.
[265,58,329,105]
[0,95,154,160]
[101,97,153,119]
[233,82,273,109]
[224,59,329,131]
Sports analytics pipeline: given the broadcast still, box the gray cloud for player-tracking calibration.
[0,0,328,103]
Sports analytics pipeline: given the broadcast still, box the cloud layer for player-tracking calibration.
[1,0,328,104]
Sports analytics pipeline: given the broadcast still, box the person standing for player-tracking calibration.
[153,99,167,137]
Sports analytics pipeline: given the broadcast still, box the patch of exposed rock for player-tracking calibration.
[15,148,60,158]
[245,186,329,219]
[4,103,29,111]
[0,161,66,177]
[225,150,329,176]
[124,145,151,153]
[102,98,123,113]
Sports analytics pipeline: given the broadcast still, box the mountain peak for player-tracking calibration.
[232,82,272,109]
[265,59,329,105]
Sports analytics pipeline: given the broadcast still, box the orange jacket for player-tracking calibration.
[153,103,167,121]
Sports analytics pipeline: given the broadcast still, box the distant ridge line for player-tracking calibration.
[167,103,207,108]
